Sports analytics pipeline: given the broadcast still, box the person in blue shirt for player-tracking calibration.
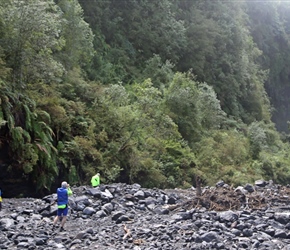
[52,181,72,231]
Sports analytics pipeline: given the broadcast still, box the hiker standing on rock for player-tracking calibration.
[91,173,100,187]
[52,181,72,231]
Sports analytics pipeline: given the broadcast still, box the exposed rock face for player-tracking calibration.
[1,181,290,249]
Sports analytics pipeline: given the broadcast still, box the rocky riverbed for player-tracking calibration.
[1,180,290,249]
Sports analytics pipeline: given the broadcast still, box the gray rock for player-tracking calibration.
[102,203,113,214]
[116,215,131,224]
[82,207,96,216]
[200,231,220,242]
[111,211,124,221]
[35,238,46,245]
[219,210,238,222]
[0,218,14,229]
[125,201,134,207]
[86,188,101,198]
[244,183,255,193]
[216,180,225,187]
[100,189,113,200]
[274,212,290,225]
[255,180,267,187]
[153,207,169,215]
[234,186,247,194]
[144,197,157,206]
[1,182,290,249]
[274,229,287,238]
[75,203,86,211]
[167,196,177,204]
[171,212,192,221]
[95,210,107,218]
[134,190,145,199]
[74,195,89,204]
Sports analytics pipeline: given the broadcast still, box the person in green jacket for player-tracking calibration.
[91,173,100,187]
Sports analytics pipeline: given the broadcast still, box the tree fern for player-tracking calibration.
[0,83,58,192]
[23,103,34,131]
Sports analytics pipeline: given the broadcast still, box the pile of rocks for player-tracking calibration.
[1,181,290,249]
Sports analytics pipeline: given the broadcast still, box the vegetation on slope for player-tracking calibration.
[1,0,290,196]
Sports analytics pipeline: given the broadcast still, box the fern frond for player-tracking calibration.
[23,162,34,174]
[35,142,49,155]
[37,110,51,124]
[23,104,32,131]
[22,129,31,143]
[0,118,7,128]
[11,127,24,146]
[7,114,15,130]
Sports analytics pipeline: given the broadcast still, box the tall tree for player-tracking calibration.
[175,0,271,124]
[165,72,226,146]
[0,84,58,194]
[55,0,94,71]
[247,1,290,131]
[79,0,186,83]
[0,0,65,88]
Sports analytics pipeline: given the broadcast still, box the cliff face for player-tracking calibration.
[1,181,290,249]
[0,164,44,198]
[0,163,35,198]
[0,163,61,198]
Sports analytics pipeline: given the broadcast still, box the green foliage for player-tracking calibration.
[0,47,10,80]
[0,0,65,88]
[83,80,197,188]
[0,84,58,191]
[165,72,225,145]
[79,0,186,84]
[197,83,227,131]
[1,0,290,195]
[248,122,267,159]
[57,136,102,184]
[55,0,94,70]
[248,121,284,158]
[141,54,175,89]
[259,149,290,185]
[246,1,290,131]
[195,130,254,186]
[165,72,200,144]
[175,0,271,124]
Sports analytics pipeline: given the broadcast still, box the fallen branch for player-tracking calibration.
[123,224,131,240]
[133,239,145,245]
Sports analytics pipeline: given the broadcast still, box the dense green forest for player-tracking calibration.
[1,0,290,196]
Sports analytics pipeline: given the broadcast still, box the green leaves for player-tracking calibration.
[0,0,65,87]
[197,83,226,130]
[0,0,94,89]
[165,72,225,145]
[56,0,94,70]
[1,0,290,195]
[0,84,58,191]
[79,0,186,84]
[195,130,253,186]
